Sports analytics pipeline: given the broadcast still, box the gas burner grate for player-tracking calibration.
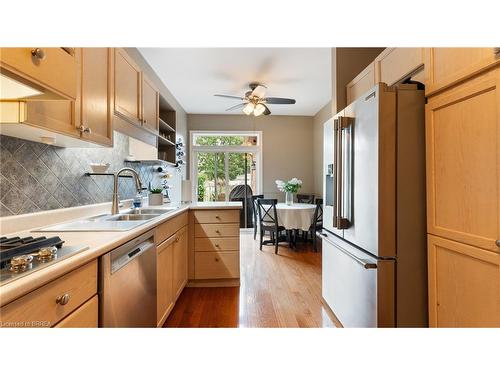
[0,236,64,268]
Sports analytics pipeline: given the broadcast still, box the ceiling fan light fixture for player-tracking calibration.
[253,103,266,116]
[243,102,255,115]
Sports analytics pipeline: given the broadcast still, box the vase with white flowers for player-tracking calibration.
[276,178,302,205]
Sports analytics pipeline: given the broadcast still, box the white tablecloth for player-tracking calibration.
[263,203,316,231]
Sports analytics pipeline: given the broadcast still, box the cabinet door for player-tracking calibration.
[24,100,79,138]
[426,67,500,251]
[425,48,500,95]
[173,227,188,299]
[428,235,500,327]
[78,48,113,146]
[346,62,376,105]
[375,48,424,86]
[0,47,78,100]
[114,48,141,126]
[157,240,174,326]
[141,75,159,133]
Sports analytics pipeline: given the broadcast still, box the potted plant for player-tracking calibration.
[276,178,302,205]
[149,186,164,206]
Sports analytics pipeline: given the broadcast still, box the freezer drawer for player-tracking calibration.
[320,231,395,327]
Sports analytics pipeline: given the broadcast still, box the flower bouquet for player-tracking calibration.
[276,178,302,205]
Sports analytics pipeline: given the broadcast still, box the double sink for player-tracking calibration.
[34,207,179,232]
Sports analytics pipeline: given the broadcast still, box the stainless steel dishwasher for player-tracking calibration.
[100,229,156,327]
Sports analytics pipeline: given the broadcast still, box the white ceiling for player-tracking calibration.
[138,48,331,116]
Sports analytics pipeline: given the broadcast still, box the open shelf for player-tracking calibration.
[159,117,175,133]
[85,172,133,178]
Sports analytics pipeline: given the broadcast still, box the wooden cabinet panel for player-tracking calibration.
[24,100,78,138]
[346,62,376,105]
[0,260,97,327]
[375,48,424,86]
[141,75,159,133]
[114,48,141,126]
[425,47,500,95]
[157,238,174,326]
[195,251,240,279]
[194,223,240,238]
[195,237,240,252]
[428,235,500,327]
[155,212,188,244]
[78,48,113,146]
[173,227,188,299]
[0,47,78,100]
[426,67,500,251]
[54,295,98,328]
[193,209,239,224]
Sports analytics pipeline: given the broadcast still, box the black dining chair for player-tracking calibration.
[251,194,264,240]
[297,194,315,204]
[309,198,323,251]
[256,198,287,254]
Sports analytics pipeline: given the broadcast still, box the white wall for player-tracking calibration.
[187,114,315,201]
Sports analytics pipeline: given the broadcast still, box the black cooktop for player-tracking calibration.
[0,236,64,268]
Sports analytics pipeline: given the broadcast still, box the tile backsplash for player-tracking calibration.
[0,131,179,217]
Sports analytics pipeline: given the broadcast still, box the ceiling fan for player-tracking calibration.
[214,82,296,116]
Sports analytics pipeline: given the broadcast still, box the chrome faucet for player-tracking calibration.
[111,168,144,215]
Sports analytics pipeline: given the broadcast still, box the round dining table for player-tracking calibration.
[270,203,317,231]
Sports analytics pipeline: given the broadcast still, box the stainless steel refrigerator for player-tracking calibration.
[320,83,427,327]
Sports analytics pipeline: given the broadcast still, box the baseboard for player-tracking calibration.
[187,278,240,287]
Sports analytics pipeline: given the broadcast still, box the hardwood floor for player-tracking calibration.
[164,230,340,328]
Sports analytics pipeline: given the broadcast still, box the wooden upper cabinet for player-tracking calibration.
[375,48,424,86]
[0,47,78,100]
[426,67,500,252]
[425,47,500,96]
[172,227,188,299]
[346,62,376,105]
[77,48,113,146]
[428,235,500,327]
[114,48,141,126]
[141,74,159,133]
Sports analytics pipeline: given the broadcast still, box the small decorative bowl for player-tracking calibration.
[90,163,110,173]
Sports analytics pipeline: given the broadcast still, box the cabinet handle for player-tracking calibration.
[215,215,220,219]
[175,237,180,243]
[215,230,221,234]
[215,258,219,262]
[215,243,220,248]
[496,239,500,247]
[56,293,70,306]
[78,125,92,134]
[31,48,46,61]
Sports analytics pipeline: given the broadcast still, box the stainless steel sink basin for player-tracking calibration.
[106,214,161,221]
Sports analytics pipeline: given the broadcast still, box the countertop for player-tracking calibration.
[0,201,242,306]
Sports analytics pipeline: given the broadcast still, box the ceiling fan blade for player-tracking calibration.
[263,104,271,115]
[251,84,267,99]
[225,103,246,111]
[214,94,244,100]
[264,97,296,104]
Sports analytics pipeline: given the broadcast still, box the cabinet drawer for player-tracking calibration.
[195,237,240,252]
[155,212,188,245]
[376,48,423,86]
[193,209,239,224]
[0,260,97,328]
[194,223,240,238]
[55,295,98,328]
[0,47,78,100]
[195,251,240,279]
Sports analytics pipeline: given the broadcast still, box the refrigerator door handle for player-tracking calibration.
[318,231,377,269]
[337,116,353,229]
[333,118,340,228]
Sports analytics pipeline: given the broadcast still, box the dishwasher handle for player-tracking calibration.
[109,229,156,274]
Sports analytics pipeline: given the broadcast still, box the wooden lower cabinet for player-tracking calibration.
[156,224,188,327]
[428,235,500,327]
[0,260,97,328]
[55,295,98,328]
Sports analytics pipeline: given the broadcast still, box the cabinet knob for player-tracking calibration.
[78,125,92,134]
[31,48,46,61]
[215,258,219,262]
[494,47,500,55]
[215,230,220,234]
[56,293,70,306]
[496,239,500,247]
[175,237,180,243]
[215,215,220,219]
[215,243,220,248]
